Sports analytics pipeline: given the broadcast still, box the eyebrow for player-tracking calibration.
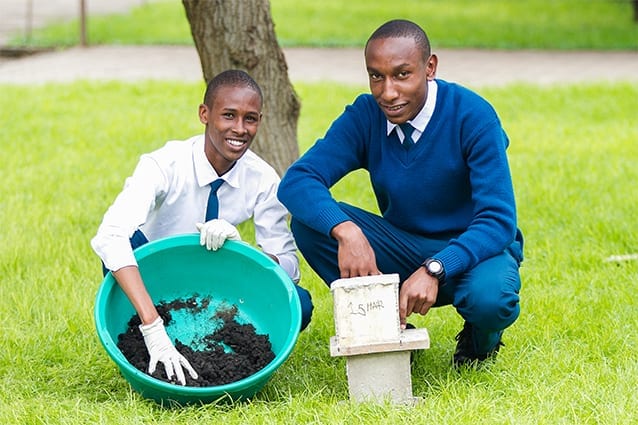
[221,107,260,116]
[367,62,412,74]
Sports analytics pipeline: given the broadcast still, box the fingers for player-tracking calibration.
[208,233,220,250]
[399,273,437,328]
[210,231,223,251]
[418,302,432,316]
[169,356,197,385]
[153,355,197,385]
[173,361,186,386]
[163,360,176,383]
[197,220,240,251]
[338,264,381,279]
[398,289,413,330]
[202,226,222,250]
[197,222,208,248]
[206,231,214,250]
[180,356,199,380]
[148,358,158,375]
[200,230,207,248]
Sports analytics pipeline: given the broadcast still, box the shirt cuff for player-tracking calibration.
[277,254,300,283]
[91,233,138,272]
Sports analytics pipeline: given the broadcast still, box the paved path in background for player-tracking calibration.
[0,0,636,87]
[0,0,152,45]
[0,45,636,87]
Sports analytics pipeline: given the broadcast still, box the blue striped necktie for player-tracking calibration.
[205,179,224,221]
[399,122,415,150]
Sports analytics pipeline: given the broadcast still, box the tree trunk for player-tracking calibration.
[182,0,300,176]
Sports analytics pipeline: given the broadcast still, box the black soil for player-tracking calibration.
[117,296,275,387]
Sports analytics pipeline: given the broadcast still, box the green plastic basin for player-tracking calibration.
[94,234,301,406]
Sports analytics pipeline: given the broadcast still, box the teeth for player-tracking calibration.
[227,139,245,147]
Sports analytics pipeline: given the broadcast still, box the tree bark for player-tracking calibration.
[182,0,300,176]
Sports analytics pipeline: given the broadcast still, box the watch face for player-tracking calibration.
[428,260,442,274]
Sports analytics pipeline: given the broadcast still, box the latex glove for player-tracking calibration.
[139,317,198,385]
[195,219,241,251]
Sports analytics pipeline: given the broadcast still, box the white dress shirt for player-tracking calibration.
[387,79,438,143]
[91,134,300,282]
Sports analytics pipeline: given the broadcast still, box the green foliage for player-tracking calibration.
[1,80,637,423]
[9,0,638,50]
[273,0,638,49]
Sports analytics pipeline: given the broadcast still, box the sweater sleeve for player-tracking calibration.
[435,107,519,278]
[279,95,373,235]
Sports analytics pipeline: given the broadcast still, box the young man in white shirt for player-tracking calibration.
[91,69,313,386]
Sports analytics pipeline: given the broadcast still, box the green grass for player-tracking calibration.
[10,0,638,50]
[1,79,637,424]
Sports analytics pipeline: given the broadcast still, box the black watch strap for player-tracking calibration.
[422,258,446,285]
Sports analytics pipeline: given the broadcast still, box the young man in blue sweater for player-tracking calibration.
[278,20,523,368]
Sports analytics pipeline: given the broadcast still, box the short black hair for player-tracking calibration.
[203,69,263,107]
[366,19,431,60]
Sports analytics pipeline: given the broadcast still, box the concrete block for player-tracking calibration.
[330,327,430,357]
[331,274,401,347]
[345,351,417,404]
[329,273,430,405]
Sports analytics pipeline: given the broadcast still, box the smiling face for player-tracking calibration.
[199,85,263,176]
[364,36,437,124]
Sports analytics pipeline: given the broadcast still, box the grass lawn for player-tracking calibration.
[10,0,638,50]
[0,80,637,424]
[2,0,637,422]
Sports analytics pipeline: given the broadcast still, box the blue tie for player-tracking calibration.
[399,123,415,150]
[205,179,224,221]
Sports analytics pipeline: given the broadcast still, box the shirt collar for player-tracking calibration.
[386,79,438,136]
[193,135,242,189]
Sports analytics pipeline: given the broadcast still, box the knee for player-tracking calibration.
[290,218,340,285]
[457,259,522,331]
[469,289,520,331]
[290,218,316,256]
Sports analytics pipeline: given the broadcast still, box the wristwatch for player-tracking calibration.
[422,258,445,285]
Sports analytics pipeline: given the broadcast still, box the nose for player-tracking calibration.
[380,78,399,103]
[232,119,247,135]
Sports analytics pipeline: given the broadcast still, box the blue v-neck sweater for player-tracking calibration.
[279,79,522,279]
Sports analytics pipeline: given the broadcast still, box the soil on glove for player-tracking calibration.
[117,296,275,387]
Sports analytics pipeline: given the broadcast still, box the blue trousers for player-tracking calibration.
[291,203,522,353]
[101,230,313,332]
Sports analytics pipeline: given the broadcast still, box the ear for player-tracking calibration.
[198,103,209,125]
[426,54,438,80]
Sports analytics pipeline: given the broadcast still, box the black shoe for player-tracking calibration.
[453,322,503,368]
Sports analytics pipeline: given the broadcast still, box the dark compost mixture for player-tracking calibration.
[117,296,275,387]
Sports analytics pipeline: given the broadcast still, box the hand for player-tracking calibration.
[139,317,198,385]
[398,267,439,329]
[195,219,241,251]
[330,221,380,278]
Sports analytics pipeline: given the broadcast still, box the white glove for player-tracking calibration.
[139,317,198,385]
[195,219,241,251]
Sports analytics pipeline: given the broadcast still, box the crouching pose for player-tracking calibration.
[278,20,522,368]
[92,70,313,385]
